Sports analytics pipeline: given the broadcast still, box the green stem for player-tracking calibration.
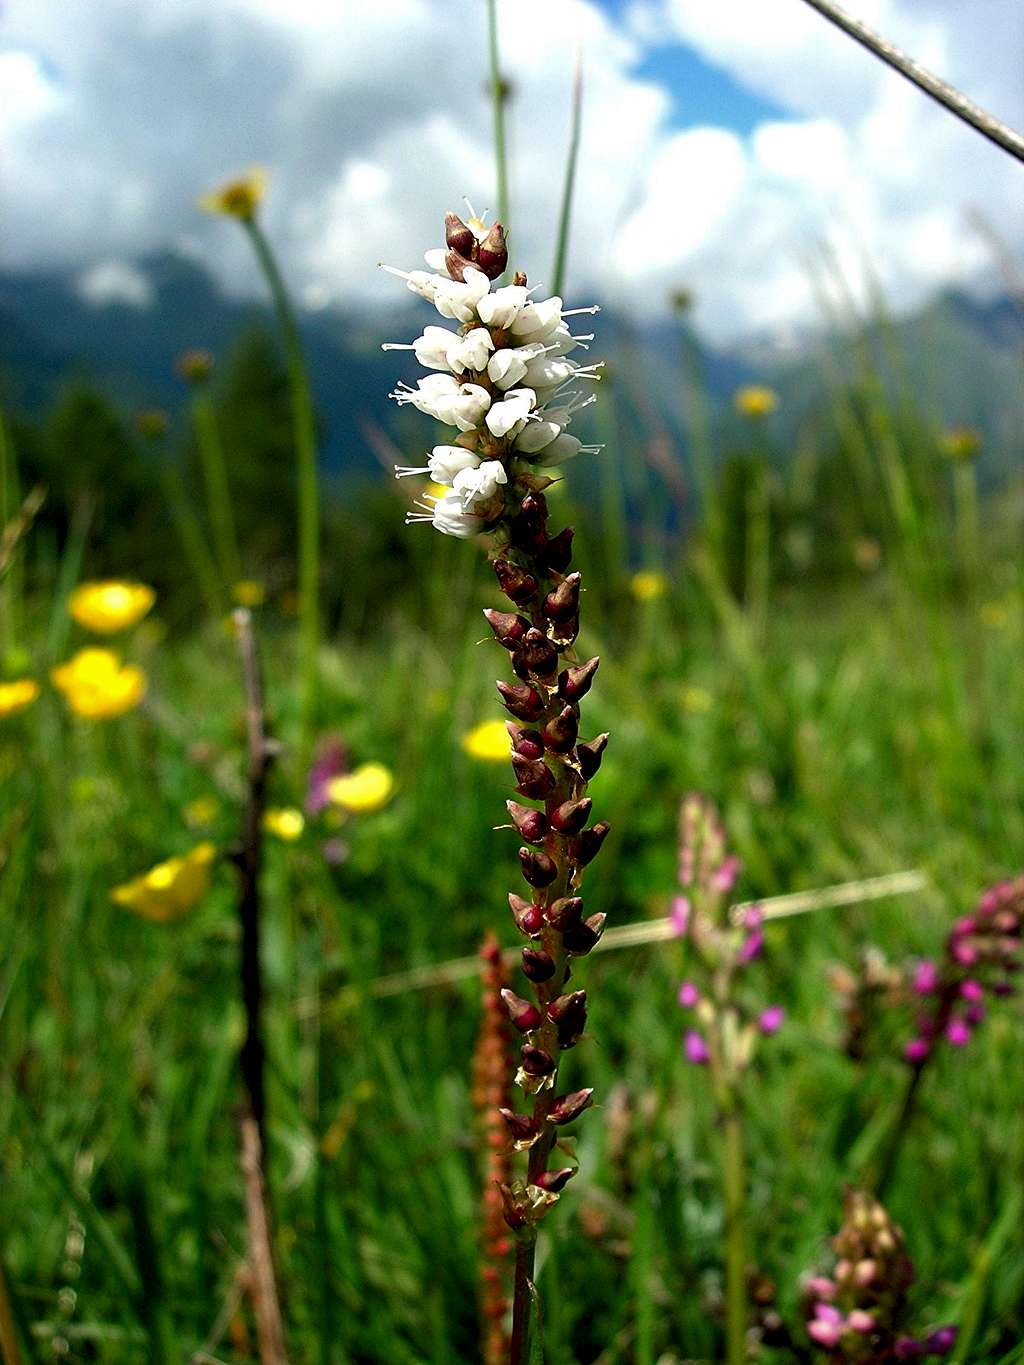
[721,1100,747,1365]
[192,388,243,588]
[509,1232,538,1365]
[0,412,24,666]
[487,0,510,230]
[550,56,582,296]
[953,459,980,603]
[874,1064,924,1200]
[244,217,320,768]
[156,462,223,616]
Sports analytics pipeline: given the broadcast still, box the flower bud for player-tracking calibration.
[547,989,587,1023]
[444,248,474,282]
[551,797,592,835]
[924,1327,957,1355]
[564,913,606,955]
[544,573,581,624]
[549,1089,594,1125]
[520,1043,555,1076]
[493,558,539,606]
[543,705,578,754]
[444,210,476,257]
[558,656,600,701]
[540,526,574,571]
[517,628,558,678]
[577,821,611,866]
[508,724,545,760]
[501,988,543,1032]
[577,732,609,779]
[511,753,556,799]
[484,609,529,650]
[509,894,545,937]
[506,800,548,844]
[532,1167,576,1193]
[497,681,545,721]
[498,1108,538,1143]
[519,847,557,887]
[545,895,583,930]
[521,947,556,982]
[476,222,508,279]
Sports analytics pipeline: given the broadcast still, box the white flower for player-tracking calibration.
[509,296,564,342]
[485,387,536,439]
[453,459,508,509]
[477,284,530,329]
[390,373,460,418]
[394,444,480,484]
[429,491,487,538]
[435,382,492,431]
[529,434,602,467]
[447,327,494,375]
[382,324,458,371]
[423,248,451,276]
[380,265,446,304]
[522,354,578,390]
[487,343,548,391]
[514,418,563,454]
[432,266,491,323]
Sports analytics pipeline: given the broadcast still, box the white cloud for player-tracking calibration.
[76,260,154,308]
[1,0,1021,341]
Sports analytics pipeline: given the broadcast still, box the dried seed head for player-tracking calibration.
[577,821,611,865]
[517,628,558,678]
[493,559,539,606]
[559,656,600,701]
[511,753,556,799]
[506,800,548,845]
[507,724,545,761]
[477,222,509,279]
[519,847,557,887]
[501,989,543,1033]
[543,705,579,754]
[577,733,609,779]
[549,1089,594,1126]
[551,797,592,835]
[497,681,545,721]
[521,947,557,982]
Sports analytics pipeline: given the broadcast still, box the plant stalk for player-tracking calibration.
[721,1099,747,1365]
[243,219,320,767]
[486,0,510,229]
[192,387,243,589]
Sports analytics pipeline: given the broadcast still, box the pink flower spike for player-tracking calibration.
[912,960,938,995]
[808,1318,843,1348]
[960,979,984,1002]
[904,1038,931,1065]
[951,915,977,936]
[670,895,691,937]
[712,855,741,894]
[965,1003,985,1026]
[758,1005,785,1035]
[678,981,700,1009]
[945,1018,971,1047]
[741,905,763,930]
[847,1310,874,1334]
[952,941,978,966]
[684,1030,709,1065]
[814,1303,842,1326]
[807,1276,836,1299]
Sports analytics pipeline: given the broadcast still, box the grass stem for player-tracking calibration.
[486,0,510,230]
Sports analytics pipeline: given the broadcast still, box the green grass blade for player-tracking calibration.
[550,53,583,297]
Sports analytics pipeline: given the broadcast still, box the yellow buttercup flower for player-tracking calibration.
[939,427,982,461]
[734,385,779,419]
[263,807,305,842]
[630,570,667,602]
[233,580,266,608]
[462,718,512,762]
[69,581,156,634]
[112,842,216,922]
[0,678,40,719]
[198,167,267,221]
[51,648,147,720]
[326,762,395,814]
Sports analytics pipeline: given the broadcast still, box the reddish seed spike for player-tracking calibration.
[577,732,609,779]
[540,526,574,572]
[511,753,556,799]
[444,210,476,256]
[551,797,592,835]
[476,222,509,279]
[507,723,545,761]
[509,894,545,937]
[549,1089,595,1126]
[521,948,556,982]
[542,705,578,754]
[520,1043,555,1076]
[532,1167,576,1193]
[558,656,600,701]
[501,989,543,1033]
[493,558,539,606]
[506,800,548,845]
[444,248,474,281]
[498,1108,538,1142]
[544,573,581,624]
[497,680,544,721]
[545,895,583,930]
[518,628,558,678]
[483,609,529,649]
[577,820,611,866]
[546,989,587,1023]
[519,847,557,887]
[563,913,606,956]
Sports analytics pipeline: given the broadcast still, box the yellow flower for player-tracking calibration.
[51,648,147,720]
[198,167,267,221]
[233,580,266,608]
[326,762,395,814]
[630,570,667,602]
[0,678,40,719]
[69,581,156,634]
[263,807,305,842]
[184,795,220,829]
[112,842,216,922]
[462,718,512,762]
[939,427,982,461]
[681,685,712,714]
[734,385,779,419]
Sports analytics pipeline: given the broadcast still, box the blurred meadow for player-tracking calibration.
[2,2,1024,1363]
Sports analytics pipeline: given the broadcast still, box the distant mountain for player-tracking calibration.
[1,252,1020,482]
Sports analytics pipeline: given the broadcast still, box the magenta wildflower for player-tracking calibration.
[944,1018,971,1046]
[758,1005,785,1035]
[670,894,691,936]
[306,735,349,814]
[912,959,938,995]
[684,1030,710,1065]
[678,980,700,1008]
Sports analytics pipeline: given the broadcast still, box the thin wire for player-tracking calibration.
[797,0,1024,164]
